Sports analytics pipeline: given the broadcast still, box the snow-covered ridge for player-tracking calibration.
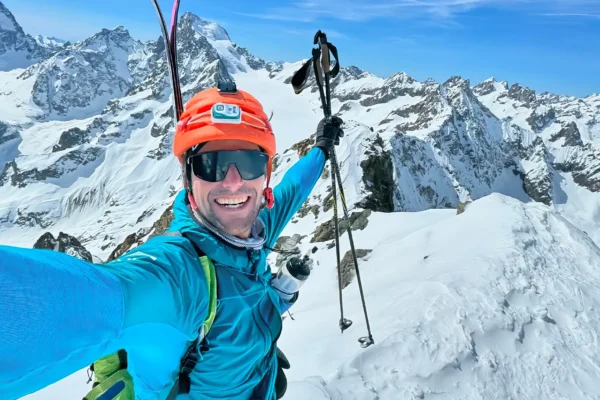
[34,35,67,50]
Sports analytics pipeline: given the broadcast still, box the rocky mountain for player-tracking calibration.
[32,231,93,262]
[0,2,49,70]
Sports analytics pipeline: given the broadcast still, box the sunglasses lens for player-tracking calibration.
[191,150,268,182]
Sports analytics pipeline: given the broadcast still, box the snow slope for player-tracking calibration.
[281,194,600,400]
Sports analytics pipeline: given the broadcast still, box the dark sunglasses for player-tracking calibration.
[189,150,269,182]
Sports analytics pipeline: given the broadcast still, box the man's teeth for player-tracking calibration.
[215,196,249,206]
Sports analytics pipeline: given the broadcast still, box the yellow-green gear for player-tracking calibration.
[82,254,217,400]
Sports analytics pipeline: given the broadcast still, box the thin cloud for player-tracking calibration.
[388,36,418,45]
[539,13,600,19]
[284,28,349,39]
[233,12,314,23]
[5,3,160,42]
[235,0,600,25]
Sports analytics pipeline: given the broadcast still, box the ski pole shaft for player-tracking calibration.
[330,150,374,345]
[331,159,352,332]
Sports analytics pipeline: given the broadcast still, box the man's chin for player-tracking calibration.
[209,211,255,237]
[216,221,253,238]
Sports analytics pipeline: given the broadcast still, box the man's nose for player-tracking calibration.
[221,164,244,191]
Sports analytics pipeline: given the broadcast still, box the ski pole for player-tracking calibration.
[315,32,374,348]
[291,31,374,347]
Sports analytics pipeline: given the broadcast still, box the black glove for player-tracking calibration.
[314,116,344,159]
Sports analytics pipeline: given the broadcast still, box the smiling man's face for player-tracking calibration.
[190,139,266,238]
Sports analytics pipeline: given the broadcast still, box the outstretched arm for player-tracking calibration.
[262,116,344,247]
[262,146,326,247]
[0,235,207,399]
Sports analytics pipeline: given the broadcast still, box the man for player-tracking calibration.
[0,86,344,399]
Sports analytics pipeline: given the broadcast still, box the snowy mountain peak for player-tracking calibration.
[508,82,537,105]
[35,35,67,50]
[444,75,471,89]
[77,26,136,53]
[473,77,509,96]
[0,0,48,71]
[343,65,365,78]
[388,71,416,85]
[180,11,230,42]
[0,1,18,32]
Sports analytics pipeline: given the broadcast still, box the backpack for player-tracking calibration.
[83,232,217,400]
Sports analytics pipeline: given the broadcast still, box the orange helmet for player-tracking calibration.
[173,87,276,169]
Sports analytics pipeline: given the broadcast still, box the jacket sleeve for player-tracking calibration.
[0,235,208,399]
[262,147,326,248]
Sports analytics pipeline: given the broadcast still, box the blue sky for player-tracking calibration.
[4,0,599,97]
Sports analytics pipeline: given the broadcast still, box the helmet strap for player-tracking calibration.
[263,187,274,209]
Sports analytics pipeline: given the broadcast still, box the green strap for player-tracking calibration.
[199,256,217,338]
[83,370,134,400]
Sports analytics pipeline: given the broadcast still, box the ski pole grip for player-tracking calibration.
[321,42,330,73]
[312,48,324,87]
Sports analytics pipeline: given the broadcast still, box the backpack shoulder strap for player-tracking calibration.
[168,230,217,337]
[161,231,218,337]
[166,231,218,399]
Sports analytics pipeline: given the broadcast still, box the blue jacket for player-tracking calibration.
[0,147,326,400]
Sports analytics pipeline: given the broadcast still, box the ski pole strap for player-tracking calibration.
[290,34,339,95]
[291,58,312,94]
[327,42,340,78]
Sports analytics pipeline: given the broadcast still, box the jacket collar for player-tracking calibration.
[168,190,266,273]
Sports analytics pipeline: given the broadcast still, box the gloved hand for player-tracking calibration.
[314,116,344,159]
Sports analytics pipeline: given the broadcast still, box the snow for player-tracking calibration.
[477,86,533,131]
[279,194,600,399]
[0,68,44,122]
[553,172,600,247]
[191,18,230,42]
